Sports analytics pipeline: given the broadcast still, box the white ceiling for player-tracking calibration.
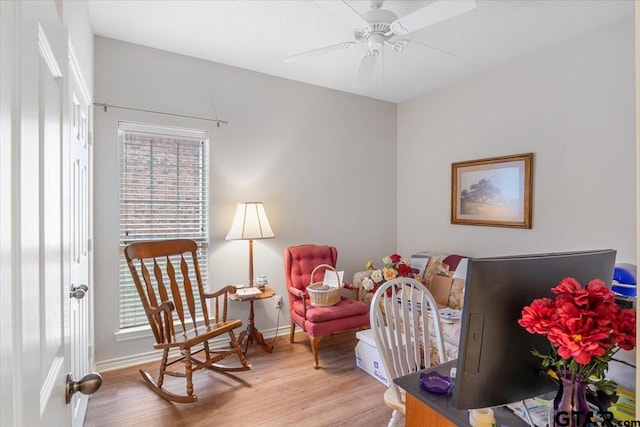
[87,0,634,104]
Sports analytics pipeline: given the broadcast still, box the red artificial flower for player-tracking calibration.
[585,279,616,303]
[520,276,637,371]
[552,277,582,294]
[552,329,608,365]
[612,308,636,351]
[390,254,402,263]
[397,262,413,277]
[518,298,556,335]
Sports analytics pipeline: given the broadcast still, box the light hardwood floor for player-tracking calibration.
[85,331,393,427]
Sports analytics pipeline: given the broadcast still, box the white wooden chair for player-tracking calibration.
[370,277,447,427]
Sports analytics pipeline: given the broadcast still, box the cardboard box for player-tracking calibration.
[430,271,454,308]
[354,329,390,387]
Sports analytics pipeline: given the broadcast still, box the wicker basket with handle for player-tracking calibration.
[307,264,342,306]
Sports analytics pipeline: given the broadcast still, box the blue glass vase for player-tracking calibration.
[551,372,592,427]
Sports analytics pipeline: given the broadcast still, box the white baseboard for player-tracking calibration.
[96,325,298,372]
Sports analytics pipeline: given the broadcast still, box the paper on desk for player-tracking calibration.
[322,270,344,288]
[506,398,549,427]
[439,308,462,321]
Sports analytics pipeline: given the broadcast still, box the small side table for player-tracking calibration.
[229,285,275,354]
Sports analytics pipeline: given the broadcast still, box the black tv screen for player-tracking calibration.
[452,249,617,410]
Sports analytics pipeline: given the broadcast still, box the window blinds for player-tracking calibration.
[118,122,209,328]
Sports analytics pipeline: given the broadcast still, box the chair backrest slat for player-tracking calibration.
[141,261,157,308]
[153,258,175,339]
[166,256,187,333]
[181,254,198,330]
[418,288,431,368]
[400,285,413,374]
[136,260,163,343]
[192,255,210,325]
[154,259,169,307]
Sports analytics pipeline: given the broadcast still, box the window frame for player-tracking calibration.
[117,121,210,330]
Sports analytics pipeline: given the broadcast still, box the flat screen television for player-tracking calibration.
[452,249,617,410]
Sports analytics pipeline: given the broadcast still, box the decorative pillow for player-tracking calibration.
[423,259,450,287]
[448,278,465,310]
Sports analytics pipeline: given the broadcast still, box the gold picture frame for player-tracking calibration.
[451,153,533,228]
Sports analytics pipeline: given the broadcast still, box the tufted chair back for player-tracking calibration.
[284,244,338,308]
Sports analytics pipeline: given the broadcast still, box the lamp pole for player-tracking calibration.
[248,239,254,286]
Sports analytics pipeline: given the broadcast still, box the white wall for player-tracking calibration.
[93,37,397,364]
[63,0,94,92]
[397,17,636,263]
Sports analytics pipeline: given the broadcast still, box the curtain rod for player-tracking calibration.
[93,102,228,127]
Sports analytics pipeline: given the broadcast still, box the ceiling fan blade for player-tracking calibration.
[390,0,476,35]
[283,41,356,63]
[315,0,370,29]
[400,39,459,58]
[391,39,458,69]
[353,51,379,87]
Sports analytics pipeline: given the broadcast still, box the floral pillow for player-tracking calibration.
[422,258,450,287]
[448,278,465,310]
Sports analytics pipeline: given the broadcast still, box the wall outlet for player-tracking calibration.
[274,295,282,309]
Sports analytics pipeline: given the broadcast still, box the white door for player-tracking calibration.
[68,47,94,427]
[0,1,17,423]
[0,2,98,425]
[23,1,69,424]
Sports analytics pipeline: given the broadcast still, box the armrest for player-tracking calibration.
[203,285,236,299]
[148,300,175,315]
[148,301,175,343]
[287,286,309,319]
[203,285,237,322]
[288,286,307,299]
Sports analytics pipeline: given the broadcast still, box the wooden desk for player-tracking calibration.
[394,360,529,427]
[229,285,275,354]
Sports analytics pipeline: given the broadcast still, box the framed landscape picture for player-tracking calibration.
[451,153,533,228]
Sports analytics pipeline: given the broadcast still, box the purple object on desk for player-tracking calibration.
[419,371,454,395]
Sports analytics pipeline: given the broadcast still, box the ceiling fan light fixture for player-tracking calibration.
[367,35,385,53]
[390,21,408,35]
[392,39,409,53]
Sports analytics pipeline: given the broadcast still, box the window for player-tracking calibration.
[118,122,209,329]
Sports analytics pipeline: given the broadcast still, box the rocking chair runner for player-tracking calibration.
[124,239,250,403]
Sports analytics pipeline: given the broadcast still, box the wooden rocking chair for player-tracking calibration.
[124,239,250,403]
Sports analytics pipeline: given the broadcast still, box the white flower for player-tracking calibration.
[382,256,391,265]
[401,257,410,265]
[371,269,383,283]
[362,277,375,291]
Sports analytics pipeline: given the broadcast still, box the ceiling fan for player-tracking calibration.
[283,0,476,87]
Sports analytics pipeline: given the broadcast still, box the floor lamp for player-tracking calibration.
[225,202,275,286]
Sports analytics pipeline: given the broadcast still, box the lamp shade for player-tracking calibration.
[225,202,275,240]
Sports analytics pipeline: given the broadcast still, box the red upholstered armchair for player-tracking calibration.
[284,244,370,368]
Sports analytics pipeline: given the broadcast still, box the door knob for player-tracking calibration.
[70,284,88,300]
[65,372,103,404]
